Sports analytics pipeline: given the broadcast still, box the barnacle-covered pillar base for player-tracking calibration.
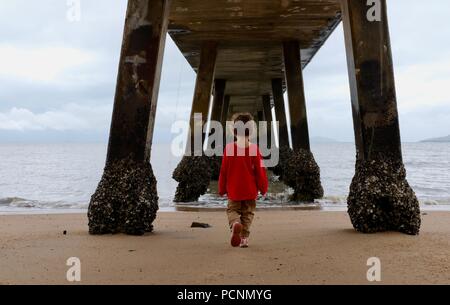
[348,156,421,235]
[209,155,223,181]
[271,146,292,179]
[88,159,158,235]
[282,149,324,202]
[173,156,212,202]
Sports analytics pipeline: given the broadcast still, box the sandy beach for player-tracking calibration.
[0,211,449,285]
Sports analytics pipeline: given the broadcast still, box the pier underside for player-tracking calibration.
[168,0,342,114]
[88,0,421,236]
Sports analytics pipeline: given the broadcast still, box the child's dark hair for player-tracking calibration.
[233,113,254,137]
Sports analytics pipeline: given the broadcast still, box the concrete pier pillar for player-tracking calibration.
[209,79,227,181]
[283,41,310,151]
[342,0,420,234]
[211,80,226,125]
[221,95,231,128]
[271,78,289,148]
[281,41,323,202]
[221,95,231,146]
[186,41,218,154]
[271,78,292,181]
[262,95,273,149]
[257,111,264,122]
[88,0,171,235]
[173,41,218,202]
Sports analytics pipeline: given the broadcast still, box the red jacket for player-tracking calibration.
[219,142,268,201]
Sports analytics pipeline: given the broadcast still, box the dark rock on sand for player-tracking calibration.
[271,146,292,179]
[191,222,212,228]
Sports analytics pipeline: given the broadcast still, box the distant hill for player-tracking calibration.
[310,136,340,143]
[421,135,450,143]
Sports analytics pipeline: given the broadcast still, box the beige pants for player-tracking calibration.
[226,200,256,238]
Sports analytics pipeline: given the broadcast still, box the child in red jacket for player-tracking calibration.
[219,113,268,248]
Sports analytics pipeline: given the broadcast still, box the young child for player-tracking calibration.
[219,113,268,248]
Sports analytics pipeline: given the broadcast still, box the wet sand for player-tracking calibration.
[0,211,449,285]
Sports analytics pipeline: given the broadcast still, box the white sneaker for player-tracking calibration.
[240,237,249,248]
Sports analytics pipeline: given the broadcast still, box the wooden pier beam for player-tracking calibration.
[173,41,218,202]
[88,0,171,235]
[271,78,289,149]
[342,0,420,234]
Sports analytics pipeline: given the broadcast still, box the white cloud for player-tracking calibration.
[0,104,111,131]
[0,44,95,83]
[396,58,450,111]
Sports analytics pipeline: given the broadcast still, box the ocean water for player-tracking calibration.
[0,143,449,214]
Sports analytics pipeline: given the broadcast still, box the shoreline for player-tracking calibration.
[1,203,450,216]
[1,211,449,284]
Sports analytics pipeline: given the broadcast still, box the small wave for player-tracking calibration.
[0,197,88,210]
[421,199,450,206]
[317,196,348,205]
[0,197,32,206]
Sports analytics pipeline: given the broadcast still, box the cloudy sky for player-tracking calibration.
[0,0,449,143]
